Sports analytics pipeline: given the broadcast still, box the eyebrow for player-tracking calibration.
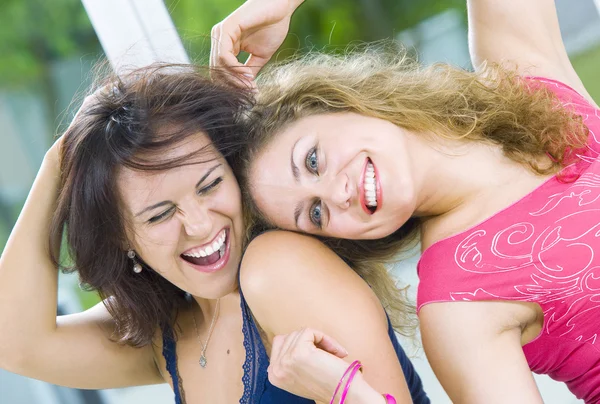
[290,138,301,183]
[294,200,304,229]
[135,163,222,217]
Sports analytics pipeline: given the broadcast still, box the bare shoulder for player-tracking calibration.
[241,230,366,292]
[239,230,386,335]
[241,231,412,399]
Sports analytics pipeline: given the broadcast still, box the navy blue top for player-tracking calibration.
[162,290,429,404]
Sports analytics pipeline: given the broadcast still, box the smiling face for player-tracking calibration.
[249,112,419,239]
[118,134,243,299]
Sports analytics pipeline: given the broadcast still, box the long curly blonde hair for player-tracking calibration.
[234,43,588,335]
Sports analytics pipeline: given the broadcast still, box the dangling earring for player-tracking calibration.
[127,249,143,274]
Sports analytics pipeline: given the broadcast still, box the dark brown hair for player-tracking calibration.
[49,64,251,347]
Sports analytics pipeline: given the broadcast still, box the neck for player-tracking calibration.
[406,133,525,219]
[193,289,238,318]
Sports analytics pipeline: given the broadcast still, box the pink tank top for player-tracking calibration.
[417,77,600,403]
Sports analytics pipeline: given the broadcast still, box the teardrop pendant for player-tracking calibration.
[199,354,207,368]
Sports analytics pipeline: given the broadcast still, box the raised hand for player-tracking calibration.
[268,327,352,402]
[210,0,304,87]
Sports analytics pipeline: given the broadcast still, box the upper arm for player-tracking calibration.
[16,302,163,389]
[420,301,543,404]
[240,230,412,401]
[467,0,596,106]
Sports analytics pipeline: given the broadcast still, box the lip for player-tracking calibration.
[180,227,232,274]
[358,158,383,215]
[373,160,383,212]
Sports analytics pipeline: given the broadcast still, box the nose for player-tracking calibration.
[180,202,213,238]
[328,172,352,209]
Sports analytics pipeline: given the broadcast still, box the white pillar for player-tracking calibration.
[81,0,189,71]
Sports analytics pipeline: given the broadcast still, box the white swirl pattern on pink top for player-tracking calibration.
[417,77,600,400]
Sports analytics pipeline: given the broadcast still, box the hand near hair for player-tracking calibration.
[210,0,304,87]
[45,90,102,165]
[268,328,386,403]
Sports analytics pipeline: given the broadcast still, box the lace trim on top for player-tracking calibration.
[162,325,184,404]
[239,287,269,403]
[161,290,267,404]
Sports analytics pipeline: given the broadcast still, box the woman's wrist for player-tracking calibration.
[341,375,387,404]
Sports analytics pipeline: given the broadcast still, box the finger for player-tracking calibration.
[218,24,253,76]
[269,334,286,363]
[279,330,302,358]
[210,22,252,88]
[302,328,348,358]
[244,53,271,77]
[214,31,255,89]
[210,24,221,70]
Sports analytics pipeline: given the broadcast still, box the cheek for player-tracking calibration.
[133,222,181,264]
[141,221,180,245]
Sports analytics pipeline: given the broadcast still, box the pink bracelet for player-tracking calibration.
[330,360,360,404]
[383,393,397,404]
[339,361,363,404]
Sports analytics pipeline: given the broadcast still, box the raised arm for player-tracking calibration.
[420,301,543,403]
[467,0,597,106]
[240,231,414,403]
[0,141,162,389]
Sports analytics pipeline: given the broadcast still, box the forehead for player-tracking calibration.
[249,181,300,230]
[278,112,348,137]
[117,133,221,209]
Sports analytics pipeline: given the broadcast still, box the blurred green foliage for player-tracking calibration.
[572,44,600,103]
[0,0,464,88]
[0,0,99,88]
[167,0,464,61]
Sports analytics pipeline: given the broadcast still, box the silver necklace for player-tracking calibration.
[192,298,220,368]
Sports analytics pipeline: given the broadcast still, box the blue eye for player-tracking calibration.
[309,201,323,228]
[305,148,318,174]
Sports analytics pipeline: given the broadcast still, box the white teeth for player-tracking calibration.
[183,229,227,258]
[364,162,378,209]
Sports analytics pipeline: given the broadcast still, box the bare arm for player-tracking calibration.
[0,144,162,389]
[467,0,597,107]
[420,301,543,403]
[240,231,413,403]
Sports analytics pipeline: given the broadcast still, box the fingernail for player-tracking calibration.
[243,73,254,79]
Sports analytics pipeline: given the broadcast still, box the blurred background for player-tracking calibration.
[0,0,598,403]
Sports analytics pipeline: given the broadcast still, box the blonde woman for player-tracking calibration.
[213,0,600,402]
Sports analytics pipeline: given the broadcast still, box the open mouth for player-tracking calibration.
[180,228,230,273]
[359,158,381,215]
